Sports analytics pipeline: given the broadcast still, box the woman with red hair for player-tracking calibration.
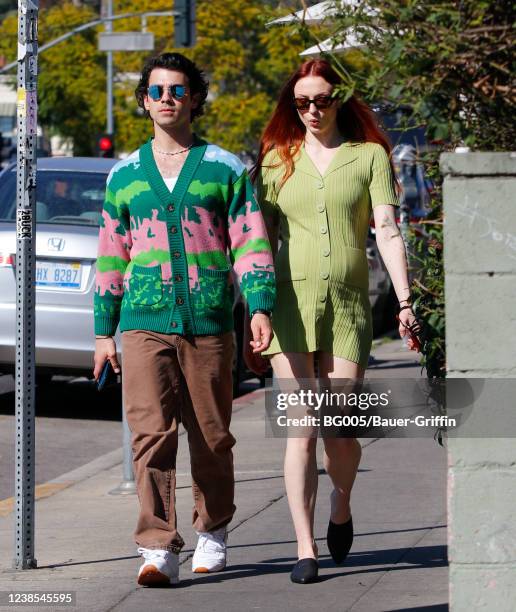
[247,59,419,584]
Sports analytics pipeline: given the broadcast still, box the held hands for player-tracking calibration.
[244,313,273,375]
[93,337,121,381]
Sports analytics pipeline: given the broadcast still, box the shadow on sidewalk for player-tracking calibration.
[37,554,138,570]
[368,359,421,371]
[32,543,447,576]
[0,380,123,421]
[169,544,447,588]
[387,606,448,612]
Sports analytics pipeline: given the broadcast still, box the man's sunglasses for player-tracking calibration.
[293,94,334,111]
[147,84,187,102]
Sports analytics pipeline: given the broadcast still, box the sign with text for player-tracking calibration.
[98,32,154,52]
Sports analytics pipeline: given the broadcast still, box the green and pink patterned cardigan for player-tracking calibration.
[94,137,276,337]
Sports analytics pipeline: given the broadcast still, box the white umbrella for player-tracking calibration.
[266,0,361,27]
[266,1,376,56]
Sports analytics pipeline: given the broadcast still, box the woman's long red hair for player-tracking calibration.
[250,59,395,187]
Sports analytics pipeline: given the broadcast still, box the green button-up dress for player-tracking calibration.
[257,142,399,367]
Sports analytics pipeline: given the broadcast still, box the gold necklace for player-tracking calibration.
[152,141,193,156]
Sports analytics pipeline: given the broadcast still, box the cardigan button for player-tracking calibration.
[175,274,183,282]
[169,225,177,234]
[176,297,184,305]
[167,204,175,212]
[171,322,178,328]
[173,251,181,259]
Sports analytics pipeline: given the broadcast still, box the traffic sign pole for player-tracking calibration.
[14,0,39,570]
[103,0,114,135]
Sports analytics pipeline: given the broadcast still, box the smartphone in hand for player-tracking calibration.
[96,360,119,391]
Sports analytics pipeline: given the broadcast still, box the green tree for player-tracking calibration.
[293,0,515,377]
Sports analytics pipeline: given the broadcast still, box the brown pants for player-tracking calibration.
[122,329,236,553]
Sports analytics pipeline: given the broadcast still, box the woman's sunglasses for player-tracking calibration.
[293,94,334,111]
[147,84,187,102]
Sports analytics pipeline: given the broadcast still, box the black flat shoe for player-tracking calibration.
[327,515,353,564]
[290,558,319,584]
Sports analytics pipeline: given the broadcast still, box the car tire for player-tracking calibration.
[36,372,53,387]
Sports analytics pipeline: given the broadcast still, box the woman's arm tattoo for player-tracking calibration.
[380,213,401,240]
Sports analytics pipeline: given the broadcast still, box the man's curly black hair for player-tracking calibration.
[135,52,209,122]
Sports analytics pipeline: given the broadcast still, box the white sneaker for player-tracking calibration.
[192,527,227,573]
[137,547,179,586]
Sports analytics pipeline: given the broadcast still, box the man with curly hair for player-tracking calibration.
[93,52,275,586]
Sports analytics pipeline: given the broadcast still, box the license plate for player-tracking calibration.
[36,261,82,289]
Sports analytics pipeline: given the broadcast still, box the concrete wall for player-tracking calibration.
[442,152,516,611]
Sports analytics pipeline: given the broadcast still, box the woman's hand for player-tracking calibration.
[93,337,120,380]
[397,307,422,352]
[243,314,272,375]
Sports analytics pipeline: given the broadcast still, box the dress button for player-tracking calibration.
[169,225,177,234]
[175,274,183,282]
[176,297,184,305]
[316,204,325,212]
[319,295,326,303]
[174,251,181,259]
[167,204,175,212]
[320,227,327,234]
[316,181,324,189]
[322,248,330,257]
[321,272,329,280]
[171,322,178,328]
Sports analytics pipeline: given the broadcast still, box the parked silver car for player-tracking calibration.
[0,157,116,379]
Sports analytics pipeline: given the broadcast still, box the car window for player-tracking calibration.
[0,169,107,225]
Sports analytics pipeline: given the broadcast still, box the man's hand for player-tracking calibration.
[93,337,121,380]
[249,313,273,353]
[243,313,272,376]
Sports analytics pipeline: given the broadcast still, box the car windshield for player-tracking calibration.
[0,169,107,226]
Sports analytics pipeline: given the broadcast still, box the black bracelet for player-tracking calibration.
[399,304,413,313]
[251,309,271,318]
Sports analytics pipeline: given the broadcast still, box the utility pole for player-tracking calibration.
[102,0,114,136]
[14,0,39,570]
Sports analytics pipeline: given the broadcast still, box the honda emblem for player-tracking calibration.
[48,237,65,251]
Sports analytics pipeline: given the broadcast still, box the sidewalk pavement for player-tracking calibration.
[0,339,447,612]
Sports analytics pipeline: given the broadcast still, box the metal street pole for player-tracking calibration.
[14,0,39,570]
[109,405,136,495]
[103,0,114,135]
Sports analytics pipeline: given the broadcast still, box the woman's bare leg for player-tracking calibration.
[270,352,319,560]
[318,353,365,523]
